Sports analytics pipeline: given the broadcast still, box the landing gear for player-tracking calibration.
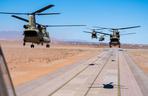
[109,42,112,48]
[23,42,26,46]
[118,42,121,48]
[46,44,50,48]
[109,44,112,48]
[119,44,120,48]
[31,44,34,48]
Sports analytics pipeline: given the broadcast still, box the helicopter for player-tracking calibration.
[83,28,107,40]
[10,15,52,48]
[0,4,86,48]
[85,26,140,48]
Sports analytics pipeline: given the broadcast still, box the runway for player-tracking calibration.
[13,48,145,96]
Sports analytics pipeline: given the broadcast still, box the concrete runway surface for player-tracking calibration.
[12,48,145,96]
[1,48,145,96]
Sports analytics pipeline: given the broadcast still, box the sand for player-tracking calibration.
[0,41,100,86]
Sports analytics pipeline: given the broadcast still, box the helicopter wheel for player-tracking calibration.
[41,42,44,46]
[23,42,26,46]
[109,44,112,48]
[119,44,121,48]
[109,42,112,48]
[31,44,34,48]
[46,44,50,48]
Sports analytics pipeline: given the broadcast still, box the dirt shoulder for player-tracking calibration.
[127,49,148,74]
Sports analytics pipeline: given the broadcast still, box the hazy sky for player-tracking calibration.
[0,0,148,44]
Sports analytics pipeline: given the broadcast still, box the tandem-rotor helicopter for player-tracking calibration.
[84,28,107,41]
[0,4,85,48]
[84,26,140,48]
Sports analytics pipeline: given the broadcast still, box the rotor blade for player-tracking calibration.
[0,12,30,15]
[117,26,141,30]
[36,13,60,15]
[95,28,107,30]
[11,15,29,22]
[45,25,86,27]
[12,15,41,25]
[32,4,55,14]
[96,31,110,35]
[94,26,141,30]
[0,12,60,15]
[83,31,92,33]
[120,32,136,35]
[93,26,111,30]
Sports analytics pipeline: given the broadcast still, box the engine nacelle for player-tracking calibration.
[23,25,30,29]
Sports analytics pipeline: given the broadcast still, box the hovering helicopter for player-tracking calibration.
[95,26,141,48]
[85,26,140,48]
[83,28,106,40]
[0,4,85,48]
[11,15,52,48]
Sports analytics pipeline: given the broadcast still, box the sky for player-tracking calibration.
[0,0,148,44]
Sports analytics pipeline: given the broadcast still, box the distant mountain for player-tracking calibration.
[0,31,22,40]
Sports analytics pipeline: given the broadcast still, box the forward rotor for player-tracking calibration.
[0,4,60,16]
[94,26,141,31]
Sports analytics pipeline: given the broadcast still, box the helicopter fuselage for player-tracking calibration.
[22,14,51,48]
[109,33,120,47]
[91,32,97,39]
[23,29,51,45]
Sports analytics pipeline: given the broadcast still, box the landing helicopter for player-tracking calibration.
[95,26,141,48]
[0,4,85,48]
[85,26,140,48]
[83,28,106,40]
[11,15,52,48]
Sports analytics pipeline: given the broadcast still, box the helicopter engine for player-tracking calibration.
[23,25,30,29]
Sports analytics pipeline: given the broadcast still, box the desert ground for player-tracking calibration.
[128,49,148,74]
[0,40,101,86]
[0,40,148,96]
